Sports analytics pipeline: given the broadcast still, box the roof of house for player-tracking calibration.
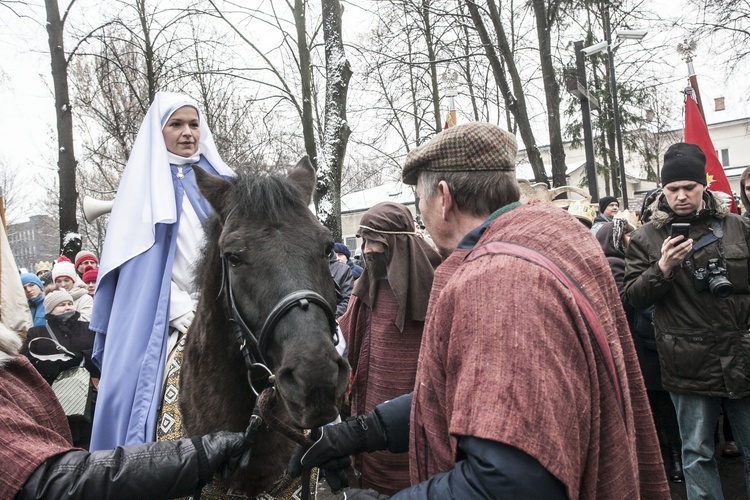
[341,180,416,214]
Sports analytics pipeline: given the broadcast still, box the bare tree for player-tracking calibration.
[44,0,78,252]
[315,0,351,240]
[686,0,750,77]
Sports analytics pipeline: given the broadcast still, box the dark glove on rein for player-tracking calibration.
[287,412,387,491]
[197,426,253,482]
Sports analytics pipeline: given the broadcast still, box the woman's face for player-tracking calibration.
[162,106,200,157]
[51,300,75,315]
[55,276,74,292]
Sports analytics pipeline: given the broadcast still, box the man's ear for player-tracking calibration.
[437,180,454,221]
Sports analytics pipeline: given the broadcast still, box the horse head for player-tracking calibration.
[190,157,349,430]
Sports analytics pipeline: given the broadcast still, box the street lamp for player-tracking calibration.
[584,9,647,210]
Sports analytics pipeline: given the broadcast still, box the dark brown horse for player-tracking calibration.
[180,158,349,495]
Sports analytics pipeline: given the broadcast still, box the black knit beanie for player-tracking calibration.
[661,143,707,187]
[598,196,619,214]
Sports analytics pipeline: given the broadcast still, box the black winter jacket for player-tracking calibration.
[21,313,100,384]
[624,191,750,397]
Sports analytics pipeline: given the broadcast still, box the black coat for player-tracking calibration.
[21,314,100,385]
[330,256,354,317]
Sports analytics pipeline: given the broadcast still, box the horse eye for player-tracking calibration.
[325,243,334,259]
[225,253,243,268]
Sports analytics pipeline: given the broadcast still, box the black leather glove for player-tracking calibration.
[198,430,252,480]
[288,412,387,490]
[341,488,391,499]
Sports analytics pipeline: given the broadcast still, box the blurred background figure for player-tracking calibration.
[51,260,93,322]
[34,261,53,278]
[21,290,100,448]
[739,167,750,217]
[591,196,620,235]
[82,266,98,297]
[330,250,354,318]
[74,250,99,278]
[20,273,46,327]
[334,242,363,280]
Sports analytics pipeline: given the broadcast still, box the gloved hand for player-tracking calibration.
[288,412,387,490]
[199,430,252,479]
[341,488,391,499]
[169,310,195,334]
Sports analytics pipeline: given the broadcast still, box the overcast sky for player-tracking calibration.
[1,1,748,222]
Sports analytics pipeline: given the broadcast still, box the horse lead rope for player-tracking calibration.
[256,388,317,500]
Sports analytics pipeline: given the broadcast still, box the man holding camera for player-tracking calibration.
[624,142,750,499]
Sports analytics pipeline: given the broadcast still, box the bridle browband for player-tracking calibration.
[217,244,338,396]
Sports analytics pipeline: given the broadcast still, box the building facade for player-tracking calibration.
[7,215,58,273]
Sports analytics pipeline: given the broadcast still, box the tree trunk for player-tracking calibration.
[421,1,442,134]
[293,0,319,171]
[45,0,78,252]
[465,0,548,185]
[531,0,566,187]
[316,0,351,241]
[136,0,158,103]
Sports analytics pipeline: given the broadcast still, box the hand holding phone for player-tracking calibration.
[670,223,690,242]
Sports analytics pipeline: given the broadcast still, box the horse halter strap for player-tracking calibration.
[220,254,339,396]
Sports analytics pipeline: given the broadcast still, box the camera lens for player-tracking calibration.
[708,276,733,299]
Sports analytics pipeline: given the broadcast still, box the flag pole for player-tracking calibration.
[677,39,706,121]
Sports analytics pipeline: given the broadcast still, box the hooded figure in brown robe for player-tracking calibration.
[340,201,441,494]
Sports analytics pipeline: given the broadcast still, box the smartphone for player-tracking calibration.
[670,223,690,241]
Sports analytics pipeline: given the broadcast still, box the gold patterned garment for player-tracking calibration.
[156,332,318,499]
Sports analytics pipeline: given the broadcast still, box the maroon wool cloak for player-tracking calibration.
[0,355,74,497]
[340,282,424,494]
[409,201,669,499]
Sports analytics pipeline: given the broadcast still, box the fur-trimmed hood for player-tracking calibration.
[740,167,750,216]
[645,190,728,230]
[0,322,22,368]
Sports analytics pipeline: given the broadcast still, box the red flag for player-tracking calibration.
[684,94,738,214]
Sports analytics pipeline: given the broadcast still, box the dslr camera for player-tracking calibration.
[693,258,733,299]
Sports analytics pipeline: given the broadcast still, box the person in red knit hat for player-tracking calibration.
[75,251,99,278]
[82,266,98,297]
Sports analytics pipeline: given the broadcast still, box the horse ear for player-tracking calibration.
[287,156,317,205]
[194,167,236,218]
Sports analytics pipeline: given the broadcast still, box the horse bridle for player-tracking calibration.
[219,253,339,396]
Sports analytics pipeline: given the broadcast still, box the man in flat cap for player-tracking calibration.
[291,122,669,499]
[625,142,750,499]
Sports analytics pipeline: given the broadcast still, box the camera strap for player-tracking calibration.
[686,218,724,260]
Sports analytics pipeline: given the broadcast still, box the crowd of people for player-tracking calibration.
[2,99,749,499]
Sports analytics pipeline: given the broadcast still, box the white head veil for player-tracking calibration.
[98,91,235,281]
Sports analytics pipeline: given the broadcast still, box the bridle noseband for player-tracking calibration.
[219,254,339,396]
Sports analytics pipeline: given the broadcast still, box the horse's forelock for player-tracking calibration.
[194,172,321,295]
[234,173,310,223]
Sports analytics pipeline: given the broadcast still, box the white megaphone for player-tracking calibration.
[83,196,115,223]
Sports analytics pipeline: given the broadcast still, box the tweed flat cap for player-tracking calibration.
[402,122,517,185]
